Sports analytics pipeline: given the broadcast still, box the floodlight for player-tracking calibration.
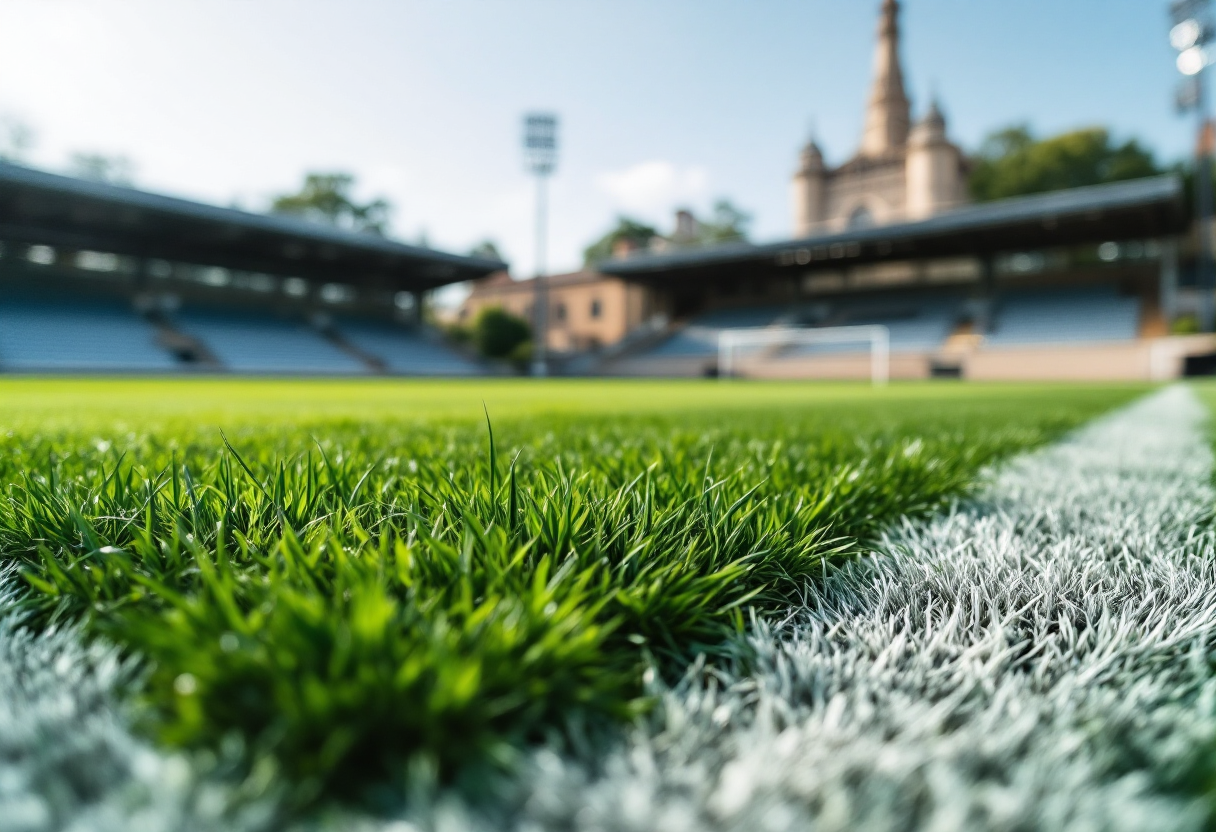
[523,113,558,176]
[1172,18,1203,50]
[1179,45,1208,75]
[1171,0,1216,332]
[522,112,560,376]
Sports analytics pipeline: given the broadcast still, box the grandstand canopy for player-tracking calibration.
[0,162,504,291]
[599,176,1186,285]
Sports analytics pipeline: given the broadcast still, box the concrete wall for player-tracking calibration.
[721,336,1216,382]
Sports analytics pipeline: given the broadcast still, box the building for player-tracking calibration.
[468,0,1210,382]
[791,0,968,235]
[459,270,651,354]
[597,176,1205,382]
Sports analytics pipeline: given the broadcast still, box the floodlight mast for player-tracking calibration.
[523,113,558,376]
[1172,0,1216,331]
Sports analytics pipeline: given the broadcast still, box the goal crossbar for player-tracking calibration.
[718,324,890,385]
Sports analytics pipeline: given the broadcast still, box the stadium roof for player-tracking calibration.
[0,161,505,291]
[599,175,1186,284]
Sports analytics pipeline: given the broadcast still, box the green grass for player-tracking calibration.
[0,378,1148,811]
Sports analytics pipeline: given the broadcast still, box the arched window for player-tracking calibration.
[847,205,875,229]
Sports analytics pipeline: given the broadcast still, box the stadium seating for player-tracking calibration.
[986,287,1140,346]
[174,308,367,374]
[336,319,482,376]
[0,295,177,371]
[642,295,961,360]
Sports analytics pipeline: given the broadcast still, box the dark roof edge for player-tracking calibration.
[598,175,1184,275]
[0,161,507,273]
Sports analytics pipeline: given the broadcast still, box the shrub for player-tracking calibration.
[474,308,530,359]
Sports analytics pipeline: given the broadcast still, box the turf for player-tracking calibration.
[0,378,1147,814]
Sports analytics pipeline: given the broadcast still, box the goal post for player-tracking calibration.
[717,324,890,385]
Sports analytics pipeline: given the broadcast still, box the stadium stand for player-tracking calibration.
[638,294,962,362]
[336,319,482,376]
[0,161,505,376]
[0,293,176,372]
[173,308,367,374]
[986,287,1140,346]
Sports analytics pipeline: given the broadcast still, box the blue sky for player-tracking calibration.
[0,0,1197,278]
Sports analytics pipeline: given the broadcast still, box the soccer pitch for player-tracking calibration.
[3,377,1214,830]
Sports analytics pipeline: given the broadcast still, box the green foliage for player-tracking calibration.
[0,380,1143,809]
[469,240,504,262]
[0,113,34,162]
[696,199,752,245]
[969,125,1161,202]
[582,201,752,265]
[1172,315,1201,336]
[69,152,136,186]
[473,307,531,359]
[271,173,391,235]
[583,218,658,265]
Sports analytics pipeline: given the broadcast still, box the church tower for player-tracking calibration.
[859,0,911,158]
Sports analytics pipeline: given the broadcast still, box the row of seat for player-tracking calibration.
[644,287,1141,359]
[0,298,481,374]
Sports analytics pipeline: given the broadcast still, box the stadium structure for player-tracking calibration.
[0,161,501,375]
[1,0,1212,380]
[463,0,1214,382]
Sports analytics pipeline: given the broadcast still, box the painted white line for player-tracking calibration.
[498,386,1216,831]
[6,387,1215,830]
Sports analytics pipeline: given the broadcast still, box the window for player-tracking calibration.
[847,205,874,229]
[589,298,602,319]
[554,302,567,322]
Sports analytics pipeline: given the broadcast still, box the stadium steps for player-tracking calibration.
[173,308,368,375]
[986,287,1140,346]
[143,310,225,370]
[334,319,484,376]
[312,318,389,374]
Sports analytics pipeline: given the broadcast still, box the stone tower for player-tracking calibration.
[905,100,966,219]
[790,0,968,234]
[859,0,911,158]
[791,139,827,238]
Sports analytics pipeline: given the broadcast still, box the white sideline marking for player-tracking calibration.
[5,388,1216,831]
[495,386,1216,832]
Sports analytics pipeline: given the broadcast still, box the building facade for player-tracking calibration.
[458,271,651,353]
[791,0,968,236]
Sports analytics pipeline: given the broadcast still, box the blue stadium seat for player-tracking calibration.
[987,288,1140,346]
[0,296,176,371]
[643,295,960,360]
[337,319,481,376]
[175,308,366,374]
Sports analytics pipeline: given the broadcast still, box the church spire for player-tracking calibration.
[859,0,911,157]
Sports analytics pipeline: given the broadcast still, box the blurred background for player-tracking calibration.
[0,0,1187,274]
[0,0,1211,381]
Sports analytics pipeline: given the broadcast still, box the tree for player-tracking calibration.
[583,217,658,266]
[696,199,752,245]
[473,307,530,359]
[69,152,135,185]
[271,172,391,235]
[469,240,504,261]
[0,115,34,163]
[969,125,1160,202]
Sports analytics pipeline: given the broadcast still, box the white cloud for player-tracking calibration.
[594,160,710,221]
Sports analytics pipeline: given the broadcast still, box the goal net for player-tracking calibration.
[717,324,890,385]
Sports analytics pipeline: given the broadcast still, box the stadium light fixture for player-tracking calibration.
[1172,17,1203,50]
[1172,0,1216,331]
[523,112,558,376]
